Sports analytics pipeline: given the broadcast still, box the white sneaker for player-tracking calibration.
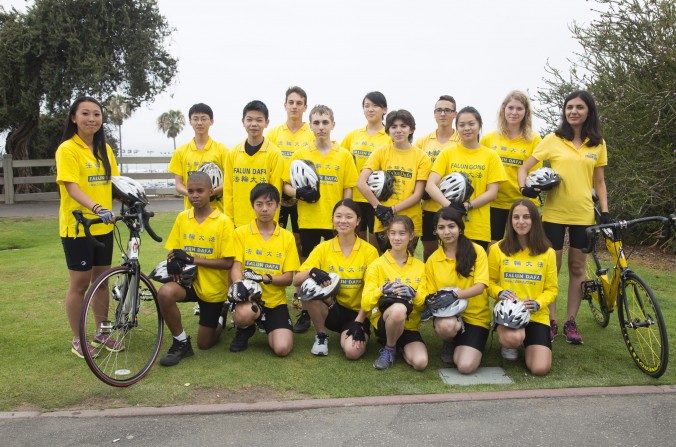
[501,347,518,361]
[311,333,329,356]
[193,303,200,316]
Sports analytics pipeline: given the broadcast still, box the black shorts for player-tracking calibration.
[357,202,375,233]
[421,211,438,242]
[454,322,489,352]
[61,233,114,271]
[325,301,372,336]
[279,204,299,233]
[179,285,224,329]
[524,321,552,349]
[490,207,510,241]
[260,304,293,333]
[376,317,424,349]
[299,228,334,258]
[543,222,589,250]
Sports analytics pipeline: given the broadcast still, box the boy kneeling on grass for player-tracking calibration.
[158,171,236,366]
[228,183,300,356]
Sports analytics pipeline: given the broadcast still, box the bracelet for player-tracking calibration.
[264,274,273,284]
[91,203,102,213]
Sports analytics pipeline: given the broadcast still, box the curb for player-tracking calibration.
[3,384,674,419]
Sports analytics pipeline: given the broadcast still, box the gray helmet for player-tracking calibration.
[298,272,341,301]
[439,172,473,203]
[493,298,530,329]
[525,167,561,191]
[367,170,395,201]
[112,176,148,205]
[290,159,320,190]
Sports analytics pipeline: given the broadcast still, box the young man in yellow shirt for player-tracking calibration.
[157,171,236,366]
[224,100,283,227]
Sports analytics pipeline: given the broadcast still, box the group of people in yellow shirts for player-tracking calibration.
[56,86,610,376]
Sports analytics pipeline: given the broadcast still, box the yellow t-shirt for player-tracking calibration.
[234,220,300,308]
[362,251,428,331]
[298,237,379,311]
[283,143,358,230]
[340,126,392,203]
[532,133,608,225]
[487,243,558,326]
[480,131,542,209]
[425,244,491,329]
[224,139,283,227]
[167,137,229,211]
[431,144,507,242]
[414,130,461,213]
[363,145,432,234]
[165,208,236,303]
[266,122,315,180]
[55,134,120,237]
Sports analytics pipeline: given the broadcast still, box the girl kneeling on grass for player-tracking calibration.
[488,200,558,375]
[425,207,490,374]
[362,215,428,371]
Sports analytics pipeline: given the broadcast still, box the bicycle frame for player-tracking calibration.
[589,231,626,312]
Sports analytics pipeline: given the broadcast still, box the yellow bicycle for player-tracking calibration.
[581,211,674,378]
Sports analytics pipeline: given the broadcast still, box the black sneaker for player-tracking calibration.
[292,310,312,334]
[229,325,256,352]
[159,336,194,367]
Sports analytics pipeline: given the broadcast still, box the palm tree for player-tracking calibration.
[105,94,132,154]
[157,109,185,150]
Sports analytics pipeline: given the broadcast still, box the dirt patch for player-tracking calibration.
[185,385,312,405]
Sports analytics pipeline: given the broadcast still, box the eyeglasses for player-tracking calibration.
[434,108,456,115]
[190,117,211,123]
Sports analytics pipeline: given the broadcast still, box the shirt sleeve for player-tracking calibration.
[281,232,301,273]
[487,151,507,184]
[431,148,450,175]
[487,244,503,300]
[595,140,608,167]
[164,215,182,251]
[55,146,80,185]
[340,131,353,150]
[107,145,120,176]
[223,151,234,219]
[298,243,323,272]
[362,147,382,172]
[342,150,359,188]
[168,148,183,176]
[412,267,428,311]
[268,148,284,198]
[531,133,555,162]
[233,228,245,263]
[416,151,432,182]
[473,245,489,287]
[536,249,559,308]
[218,216,236,258]
[361,261,383,312]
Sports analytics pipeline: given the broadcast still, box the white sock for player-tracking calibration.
[218,316,224,327]
[175,331,187,342]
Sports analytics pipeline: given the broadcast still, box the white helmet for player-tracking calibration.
[112,176,148,205]
[197,162,224,189]
[525,167,561,191]
[367,170,395,201]
[149,260,197,288]
[227,279,263,302]
[298,272,341,301]
[493,299,531,329]
[290,159,319,190]
[432,288,467,318]
[439,172,473,204]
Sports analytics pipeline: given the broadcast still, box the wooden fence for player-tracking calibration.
[0,154,176,204]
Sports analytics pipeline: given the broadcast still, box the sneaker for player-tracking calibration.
[440,340,455,364]
[501,347,519,361]
[91,333,125,352]
[549,319,558,342]
[71,339,98,359]
[563,319,583,344]
[373,346,395,370]
[311,332,329,356]
[159,336,194,366]
[292,310,312,334]
[229,325,256,352]
[193,303,200,316]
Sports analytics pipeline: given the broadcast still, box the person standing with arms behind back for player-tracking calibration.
[56,96,120,358]
[481,91,541,243]
[518,90,610,345]
[415,95,461,260]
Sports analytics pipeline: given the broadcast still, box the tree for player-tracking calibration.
[535,0,675,241]
[105,95,132,155]
[0,0,177,164]
[157,110,185,150]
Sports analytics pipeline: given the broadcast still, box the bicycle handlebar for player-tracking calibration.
[72,203,163,248]
[583,214,675,254]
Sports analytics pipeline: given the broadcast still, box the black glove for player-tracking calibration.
[170,249,194,264]
[374,205,394,226]
[345,320,366,342]
[228,281,250,303]
[600,212,612,224]
[309,267,331,285]
[421,190,431,201]
[520,186,539,198]
[243,268,264,283]
[425,289,458,312]
[296,185,320,203]
[96,207,115,224]
[449,201,467,214]
[166,258,184,275]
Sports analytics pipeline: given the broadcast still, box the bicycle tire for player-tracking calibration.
[583,262,610,327]
[79,266,163,387]
[618,272,668,378]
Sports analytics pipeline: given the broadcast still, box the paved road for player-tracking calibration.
[2,392,674,446]
[0,198,183,218]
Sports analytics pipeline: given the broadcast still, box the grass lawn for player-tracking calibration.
[1,212,674,411]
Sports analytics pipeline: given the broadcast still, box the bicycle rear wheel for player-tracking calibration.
[583,262,610,327]
[79,266,163,387]
[618,272,668,378]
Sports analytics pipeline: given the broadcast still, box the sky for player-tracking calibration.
[0,0,598,155]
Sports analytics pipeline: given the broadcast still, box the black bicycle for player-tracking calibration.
[73,199,164,387]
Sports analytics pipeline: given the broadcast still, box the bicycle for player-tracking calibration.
[581,211,674,378]
[73,197,164,387]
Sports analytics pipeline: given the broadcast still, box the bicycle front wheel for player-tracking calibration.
[79,266,164,387]
[618,272,668,378]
